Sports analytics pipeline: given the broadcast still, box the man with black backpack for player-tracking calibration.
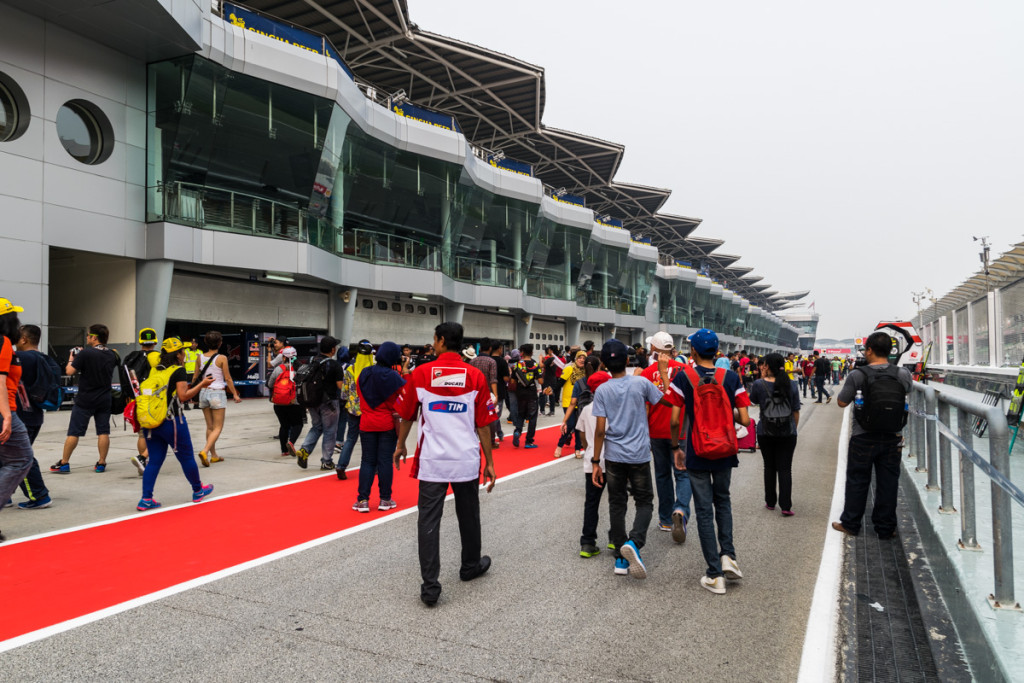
[122,327,159,475]
[511,344,540,449]
[12,324,57,508]
[832,331,912,540]
[293,336,346,470]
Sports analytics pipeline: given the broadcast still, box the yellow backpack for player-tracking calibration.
[136,353,181,429]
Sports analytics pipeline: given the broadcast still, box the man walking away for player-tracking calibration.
[511,344,540,449]
[52,324,116,474]
[394,322,496,606]
[489,341,509,446]
[669,329,751,595]
[294,336,345,470]
[813,352,832,403]
[123,327,159,474]
[468,338,499,447]
[832,332,912,540]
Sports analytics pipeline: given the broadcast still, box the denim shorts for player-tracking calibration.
[199,388,227,410]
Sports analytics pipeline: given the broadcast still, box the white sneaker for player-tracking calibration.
[700,575,726,594]
[129,455,145,476]
[721,555,743,580]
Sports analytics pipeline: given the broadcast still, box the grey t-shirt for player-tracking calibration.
[592,374,664,463]
[837,363,913,437]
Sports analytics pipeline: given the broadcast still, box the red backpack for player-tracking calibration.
[271,365,297,405]
[682,365,737,459]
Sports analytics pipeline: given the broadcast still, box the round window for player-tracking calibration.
[56,99,113,165]
[0,72,30,142]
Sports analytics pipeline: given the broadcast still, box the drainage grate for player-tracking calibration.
[846,482,942,682]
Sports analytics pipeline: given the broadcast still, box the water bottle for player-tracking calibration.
[854,389,864,411]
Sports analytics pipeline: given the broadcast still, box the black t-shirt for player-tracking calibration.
[166,366,188,418]
[315,355,346,401]
[15,349,44,427]
[72,346,117,410]
[541,356,559,385]
[492,354,510,400]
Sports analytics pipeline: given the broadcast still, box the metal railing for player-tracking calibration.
[907,381,1022,610]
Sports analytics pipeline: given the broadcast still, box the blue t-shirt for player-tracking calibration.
[670,364,749,471]
[592,374,664,464]
[748,378,801,437]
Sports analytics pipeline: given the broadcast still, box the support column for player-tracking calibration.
[566,318,582,348]
[135,259,174,338]
[516,312,532,349]
[443,302,465,326]
[332,286,358,347]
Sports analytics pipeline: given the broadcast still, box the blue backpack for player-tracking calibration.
[23,350,64,411]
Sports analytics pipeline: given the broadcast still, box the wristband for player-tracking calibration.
[591,459,601,464]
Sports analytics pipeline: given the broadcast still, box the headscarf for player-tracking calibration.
[567,350,587,388]
[351,341,374,380]
[357,341,405,410]
[336,345,350,366]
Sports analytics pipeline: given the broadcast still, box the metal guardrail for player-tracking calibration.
[908,381,1023,611]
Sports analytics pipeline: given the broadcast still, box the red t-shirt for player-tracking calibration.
[0,337,22,412]
[639,359,685,439]
[800,360,815,377]
[355,380,400,432]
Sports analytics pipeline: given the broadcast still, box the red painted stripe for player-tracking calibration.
[0,425,570,643]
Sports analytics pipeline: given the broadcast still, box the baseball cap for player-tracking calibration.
[647,331,674,352]
[600,339,629,365]
[281,346,297,359]
[587,370,612,393]
[687,328,719,355]
[161,337,184,353]
[138,327,158,344]
[0,298,24,316]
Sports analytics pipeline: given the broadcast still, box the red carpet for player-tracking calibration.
[0,424,572,645]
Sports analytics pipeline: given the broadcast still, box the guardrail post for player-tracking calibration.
[956,406,981,551]
[985,407,1019,610]
[914,390,927,472]
[937,400,956,512]
[924,385,939,491]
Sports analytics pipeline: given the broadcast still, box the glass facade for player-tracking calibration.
[1001,278,1024,366]
[945,312,954,364]
[971,298,989,366]
[954,307,969,363]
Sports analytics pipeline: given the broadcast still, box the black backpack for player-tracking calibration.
[855,365,908,433]
[294,356,331,407]
[21,350,63,411]
[123,350,153,388]
[514,360,539,392]
[110,349,133,414]
[761,382,793,436]
[576,388,594,412]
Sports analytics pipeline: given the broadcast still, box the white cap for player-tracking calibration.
[281,346,297,359]
[648,331,674,352]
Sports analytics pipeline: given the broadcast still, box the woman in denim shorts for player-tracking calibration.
[193,331,241,466]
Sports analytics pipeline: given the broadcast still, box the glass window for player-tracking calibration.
[0,71,30,142]
[362,299,373,309]
[945,312,954,364]
[405,304,414,313]
[57,100,113,165]
[1000,278,1024,366]
[954,307,969,364]
[417,305,426,314]
[391,302,401,312]
[429,306,437,316]
[377,301,388,311]
[971,298,989,366]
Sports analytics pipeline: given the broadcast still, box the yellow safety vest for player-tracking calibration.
[183,348,201,373]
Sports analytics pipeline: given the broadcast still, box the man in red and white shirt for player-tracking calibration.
[394,322,497,607]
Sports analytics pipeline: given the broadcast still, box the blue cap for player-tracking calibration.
[688,328,719,354]
[600,338,629,364]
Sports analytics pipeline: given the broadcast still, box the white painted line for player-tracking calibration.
[797,405,850,683]
[0,432,574,653]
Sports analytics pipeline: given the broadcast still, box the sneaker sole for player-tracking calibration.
[671,511,687,544]
[130,458,145,475]
[700,577,726,594]
[613,566,629,575]
[18,500,52,510]
[619,543,647,579]
[722,560,743,581]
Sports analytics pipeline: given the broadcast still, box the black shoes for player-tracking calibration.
[460,556,491,582]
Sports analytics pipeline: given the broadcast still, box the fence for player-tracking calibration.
[907,381,1022,610]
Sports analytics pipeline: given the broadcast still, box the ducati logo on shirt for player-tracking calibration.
[430,367,467,387]
[428,400,468,413]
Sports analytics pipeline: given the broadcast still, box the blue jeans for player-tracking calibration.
[0,414,34,506]
[814,376,831,400]
[507,393,519,427]
[357,429,397,501]
[492,400,504,439]
[651,438,691,526]
[689,468,736,578]
[301,399,340,464]
[336,411,360,469]
[143,415,202,499]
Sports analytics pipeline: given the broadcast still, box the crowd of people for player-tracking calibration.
[1,297,906,609]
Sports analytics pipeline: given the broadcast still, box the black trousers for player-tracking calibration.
[580,472,606,547]
[759,434,797,511]
[513,391,538,443]
[605,460,654,555]
[840,433,901,536]
[273,404,305,454]
[417,479,481,600]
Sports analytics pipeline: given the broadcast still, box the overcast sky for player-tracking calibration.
[411,1,1024,340]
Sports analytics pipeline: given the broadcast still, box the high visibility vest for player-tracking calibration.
[183,348,201,373]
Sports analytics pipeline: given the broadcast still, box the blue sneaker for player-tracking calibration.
[2,498,12,508]
[192,484,214,503]
[137,498,162,511]
[49,461,70,474]
[512,431,520,448]
[614,557,629,575]
[94,462,106,473]
[18,496,52,510]
[620,540,647,579]
[524,443,538,449]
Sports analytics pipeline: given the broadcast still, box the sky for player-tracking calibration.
[410,1,1024,340]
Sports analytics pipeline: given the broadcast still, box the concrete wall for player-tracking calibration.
[49,250,136,345]
[167,272,328,329]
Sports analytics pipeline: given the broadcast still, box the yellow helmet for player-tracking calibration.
[161,337,185,353]
[0,298,24,316]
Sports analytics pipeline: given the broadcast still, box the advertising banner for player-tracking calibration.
[674,259,692,269]
[552,193,585,207]
[630,235,653,245]
[224,3,354,79]
[595,216,624,229]
[487,155,533,177]
[391,102,461,132]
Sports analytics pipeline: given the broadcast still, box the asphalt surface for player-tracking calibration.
[0,393,845,681]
